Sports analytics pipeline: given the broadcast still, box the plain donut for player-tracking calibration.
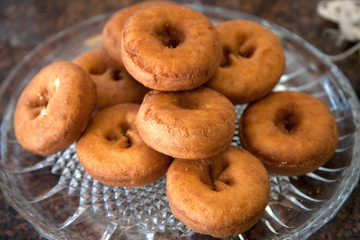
[166,146,270,237]
[14,61,96,156]
[121,4,222,91]
[239,91,338,176]
[73,49,149,109]
[136,87,236,159]
[102,1,178,70]
[76,103,172,187]
[207,20,285,104]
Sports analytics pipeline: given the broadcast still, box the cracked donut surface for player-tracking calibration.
[166,146,270,238]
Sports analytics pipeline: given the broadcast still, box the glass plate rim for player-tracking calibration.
[0,3,359,240]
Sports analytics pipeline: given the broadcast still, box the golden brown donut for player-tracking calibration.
[239,91,338,176]
[14,61,96,156]
[72,49,149,109]
[136,87,236,159]
[166,146,270,238]
[121,4,222,91]
[76,103,172,187]
[102,1,177,70]
[207,20,285,104]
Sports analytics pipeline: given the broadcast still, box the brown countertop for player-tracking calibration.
[0,0,359,239]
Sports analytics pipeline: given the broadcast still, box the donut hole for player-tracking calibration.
[236,34,255,59]
[176,98,199,110]
[29,106,47,119]
[220,46,232,68]
[274,108,300,134]
[105,123,132,148]
[112,70,126,81]
[155,23,184,48]
[238,45,255,58]
[213,162,233,185]
[29,90,51,118]
[32,98,49,109]
[204,162,233,192]
[220,42,255,68]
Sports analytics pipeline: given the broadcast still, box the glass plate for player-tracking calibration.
[1,4,359,240]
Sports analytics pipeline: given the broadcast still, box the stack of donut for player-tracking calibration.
[13,1,338,238]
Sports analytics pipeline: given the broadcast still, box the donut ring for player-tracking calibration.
[136,87,236,159]
[73,49,149,109]
[207,20,285,104]
[76,103,172,187]
[14,61,96,156]
[121,5,222,91]
[102,1,177,70]
[166,146,270,238]
[239,91,338,176]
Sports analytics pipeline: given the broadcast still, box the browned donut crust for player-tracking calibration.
[121,5,222,91]
[239,91,338,176]
[76,103,172,187]
[102,1,177,70]
[136,87,236,159]
[14,61,96,156]
[166,146,270,238]
[73,49,149,109]
[207,20,285,104]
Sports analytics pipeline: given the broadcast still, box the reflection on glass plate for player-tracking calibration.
[0,4,359,240]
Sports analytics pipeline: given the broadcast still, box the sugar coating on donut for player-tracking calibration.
[102,1,178,70]
[76,103,172,187]
[136,87,236,159]
[166,146,270,237]
[207,20,285,104]
[239,91,338,176]
[121,5,222,91]
[73,49,149,109]
[14,61,96,156]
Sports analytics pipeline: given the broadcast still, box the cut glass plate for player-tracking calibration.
[0,4,359,240]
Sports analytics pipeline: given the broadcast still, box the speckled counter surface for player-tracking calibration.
[0,0,359,239]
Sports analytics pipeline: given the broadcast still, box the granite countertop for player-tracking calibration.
[0,0,359,239]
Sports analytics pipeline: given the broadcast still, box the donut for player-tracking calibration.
[14,61,96,156]
[206,20,285,104]
[121,4,222,91]
[73,49,149,109]
[136,87,236,159]
[102,1,177,70]
[76,103,172,187]
[239,91,338,176]
[166,146,270,238]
